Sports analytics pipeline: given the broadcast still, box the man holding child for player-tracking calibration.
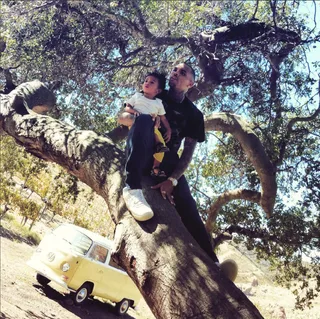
[118,63,220,265]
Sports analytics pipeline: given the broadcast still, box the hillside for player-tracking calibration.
[218,243,320,319]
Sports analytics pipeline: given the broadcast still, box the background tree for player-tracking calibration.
[0,136,23,216]
[1,0,319,316]
[0,184,15,219]
[45,170,81,222]
[0,136,25,180]
[19,199,41,230]
[20,160,48,197]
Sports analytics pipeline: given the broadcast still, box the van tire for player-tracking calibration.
[73,283,92,305]
[36,273,51,286]
[115,299,131,316]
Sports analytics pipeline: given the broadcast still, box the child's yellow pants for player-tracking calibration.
[154,128,165,163]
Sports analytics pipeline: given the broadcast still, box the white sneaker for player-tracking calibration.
[123,186,154,221]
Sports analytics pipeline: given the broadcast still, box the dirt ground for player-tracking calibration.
[0,220,155,319]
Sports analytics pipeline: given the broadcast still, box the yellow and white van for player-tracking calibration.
[27,223,142,315]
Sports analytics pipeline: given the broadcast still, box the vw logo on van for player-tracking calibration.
[47,252,55,262]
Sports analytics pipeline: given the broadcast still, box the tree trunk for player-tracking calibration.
[0,81,266,318]
[27,190,34,199]
[38,204,47,221]
[29,219,36,230]
[21,216,28,226]
[0,204,10,219]
[49,211,56,223]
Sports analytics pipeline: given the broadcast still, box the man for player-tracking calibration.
[118,63,220,264]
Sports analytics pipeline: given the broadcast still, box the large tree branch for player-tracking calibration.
[0,68,18,94]
[267,42,297,122]
[0,80,55,119]
[205,189,261,234]
[130,0,154,40]
[1,81,264,319]
[205,113,277,218]
[198,20,300,84]
[187,79,219,102]
[129,0,191,46]
[200,21,300,48]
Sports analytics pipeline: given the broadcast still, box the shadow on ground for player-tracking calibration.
[0,225,37,245]
[31,283,136,319]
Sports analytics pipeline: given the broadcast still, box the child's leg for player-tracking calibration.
[154,128,164,144]
[151,128,167,177]
[154,130,161,144]
[152,153,166,177]
[154,128,169,153]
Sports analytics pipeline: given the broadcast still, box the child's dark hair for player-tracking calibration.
[145,71,166,90]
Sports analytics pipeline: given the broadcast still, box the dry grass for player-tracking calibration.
[1,212,41,245]
[218,242,320,319]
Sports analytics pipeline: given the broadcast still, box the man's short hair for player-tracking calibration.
[183,62,196,82]
[145,71,166,90]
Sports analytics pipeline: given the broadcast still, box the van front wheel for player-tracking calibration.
[115,299,131,315]
[73,283,92,305]
[36,273,50,286]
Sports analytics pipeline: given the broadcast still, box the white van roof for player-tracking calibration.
[58,223,114,248]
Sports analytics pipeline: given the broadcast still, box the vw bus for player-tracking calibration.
[27,223,142,315]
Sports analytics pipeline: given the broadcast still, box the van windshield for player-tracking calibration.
[53,225,93,255]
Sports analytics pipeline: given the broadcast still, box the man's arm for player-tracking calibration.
[159,115,172,142]
[151,137,197,205]
[170,137,197,180]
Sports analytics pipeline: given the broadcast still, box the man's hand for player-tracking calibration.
[132,110,141,117]
[151,115,161,129]
[118,112,135,127]
[163,129,171,143]
[151,180,175,205]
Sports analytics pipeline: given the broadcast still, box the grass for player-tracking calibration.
[1,212,41,245]
[2,212,15,221]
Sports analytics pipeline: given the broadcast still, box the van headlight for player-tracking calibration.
[61,263,70,272]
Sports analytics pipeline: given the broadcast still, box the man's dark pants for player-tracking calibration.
[125,115,219,263]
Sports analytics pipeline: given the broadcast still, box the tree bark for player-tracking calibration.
[0,81,266,318]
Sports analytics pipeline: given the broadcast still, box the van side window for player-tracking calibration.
[109,258,125,271]
[88,244,108,263]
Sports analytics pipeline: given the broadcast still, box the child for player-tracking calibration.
[121,71,171,177]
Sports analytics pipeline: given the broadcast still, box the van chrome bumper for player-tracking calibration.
[27,258,69,291]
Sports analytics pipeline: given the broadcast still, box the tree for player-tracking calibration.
[18,198,41,230]
[1,0,319,316]
[0,136,24,217]
[0,136,25,180]
[0,184,14,219]
[45,170,81,222]
[20,159,48,195]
